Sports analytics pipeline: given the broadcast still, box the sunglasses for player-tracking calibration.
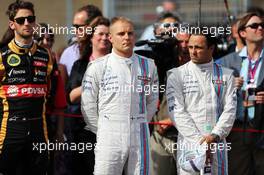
[72,24,86,29]
[245,22,264,29]
[156,22,179,28]
[14,16,36,25]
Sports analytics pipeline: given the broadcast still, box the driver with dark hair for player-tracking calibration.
[0,1,55,174]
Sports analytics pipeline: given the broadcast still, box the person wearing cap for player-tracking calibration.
[167,33,237,174]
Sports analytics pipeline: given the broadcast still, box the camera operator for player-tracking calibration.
[150,31,190,175]
[176,32,190,65]
[220,12,264,175]
[135,12,180,97]
[139,1,179,42]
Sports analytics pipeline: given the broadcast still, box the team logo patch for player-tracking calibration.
[33,56,48,62]
[7,54,21,66]
[33,61,47,67]
[7,85,19,96]
[3,84,47,97]
[137,75,151,82]
[34,69,47,76]
[212,79,227,86]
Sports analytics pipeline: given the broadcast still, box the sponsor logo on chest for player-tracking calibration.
[212,79,227,86]
[137,75,151,82]
[34,69,47,76]
[7,68,26,76]
[33,56,48,62]
[33,61,47,67]
[7,54,21,67]
[4,84,47,97]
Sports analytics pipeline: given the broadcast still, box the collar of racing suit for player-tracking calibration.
[8,39,37,55]
[14,39,33,48]
[189,59,214,72]
[111,49,134,65]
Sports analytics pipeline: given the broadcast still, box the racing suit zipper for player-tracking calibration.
[128,61,132,150]
[26,51,33,81]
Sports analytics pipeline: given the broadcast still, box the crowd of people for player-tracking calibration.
[0,0,264,175]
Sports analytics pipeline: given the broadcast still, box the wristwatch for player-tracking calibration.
[211,133,220,143]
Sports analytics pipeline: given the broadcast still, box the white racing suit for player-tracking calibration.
[81,51,159,175]
[166,60,237,175]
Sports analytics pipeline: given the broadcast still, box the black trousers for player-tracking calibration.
[0,118,48,175]
[72,129,96,175]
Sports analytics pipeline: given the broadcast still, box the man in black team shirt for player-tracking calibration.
[0,1,54,174]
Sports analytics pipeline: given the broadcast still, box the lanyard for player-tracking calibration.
[213,63,223,120]
[213,63,223,99]
[247,58,260,82]
[204,63,223,133]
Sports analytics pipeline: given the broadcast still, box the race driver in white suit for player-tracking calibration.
[166,33,237,175]
[81,17,159,175]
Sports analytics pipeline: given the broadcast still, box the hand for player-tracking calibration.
[157,118,173,135]
[69,86,82,103]
[256,91,264,104]
[205,149,212,165]
[200,134,215,145]
[234,77,244,89]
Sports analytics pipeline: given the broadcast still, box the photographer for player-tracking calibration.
[220,12,264,175]
[136,12,180,97]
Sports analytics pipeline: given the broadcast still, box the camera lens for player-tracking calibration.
[163,23,171,28]
[248,88,256,96]
[172,22,179,27]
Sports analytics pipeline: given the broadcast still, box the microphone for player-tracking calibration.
[135,40,148,47]
[135,39,167,47]
[230,67,240,77]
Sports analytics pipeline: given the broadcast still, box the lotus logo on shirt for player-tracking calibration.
[7,54,21,67]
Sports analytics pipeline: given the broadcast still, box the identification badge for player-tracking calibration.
[246,81,257,102]
[201,165,212,175]
[246,82,256,90]
[204,122,212,133]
